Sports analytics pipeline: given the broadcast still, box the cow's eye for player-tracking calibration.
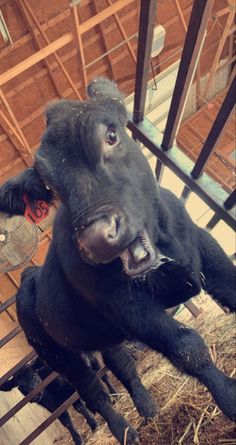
[106,128,119,146]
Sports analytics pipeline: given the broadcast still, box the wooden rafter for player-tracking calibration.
[0,33,73,87]
[173,0,187,33]
[19,0,82,100]
[0,89,32,165]
[80,0,134,35]
[91,0,115,78]
[202,9,235,100]
[16,0,62,98]
[105,0,136,64]
[0,111,30,166]
[70,4,88,95]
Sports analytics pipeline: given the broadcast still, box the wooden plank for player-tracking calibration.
[16,0,62,98]
[0,33,74,86]
[19,0,82,101]
[106,0,136,63]
[173,0,187,33]
[0,89,32,166]
[79,0,134,35]
[202,10,235,100]
[70,4,87,94]
[91,0,114,78]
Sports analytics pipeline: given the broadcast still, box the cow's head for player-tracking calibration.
[0,365,42,400]
[0,78,166,277]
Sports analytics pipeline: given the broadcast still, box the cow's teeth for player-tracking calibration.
[131,243,148,262]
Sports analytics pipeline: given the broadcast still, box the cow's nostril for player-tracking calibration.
[106,215,119,240]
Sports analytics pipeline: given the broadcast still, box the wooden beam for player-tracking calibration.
[202,10,235,100]
[106,0,136,64]
[0,33,73,86]
[162,0,214,149]
[0,89,32,165]
[21,0,82,100]
[70,4,87,95]
[191,77,236,179]
[0,111,30,166]
[213,6,232,18]
[79,0,134,35]
[173,0,187,33]
[91,0,115,78]
[16,0,62,98]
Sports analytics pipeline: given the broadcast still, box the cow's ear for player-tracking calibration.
[87,77,124,103]
[87,77,127,124]
[0,168,54,216]
[0,377,15,392]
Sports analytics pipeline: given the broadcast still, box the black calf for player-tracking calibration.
[0,356,101,445]
[0,77,235,445]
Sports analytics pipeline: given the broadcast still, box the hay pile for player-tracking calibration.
[82,311,236,445]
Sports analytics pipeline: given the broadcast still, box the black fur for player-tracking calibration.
[0,77,235,445]
[0,356,103,445]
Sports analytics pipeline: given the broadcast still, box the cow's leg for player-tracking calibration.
[102,344,157,419]
[28,336,139,445]
[107,295,236,421]
[73,399,98,431]
[198,227,236,311]
[58,411,84,445]
[88,354,117,396]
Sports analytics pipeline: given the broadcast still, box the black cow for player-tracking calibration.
[0,355,116,445]
[0,357,97,445]
[0,77,235,445]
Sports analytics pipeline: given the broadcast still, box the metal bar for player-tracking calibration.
[19,392,79,445]
[162,0,214,149]
[155,159,164,183]
[133,0,157,123]
[0,325,22,348]
[191,77,236,179]
[205,213,220,231]
[0,295,16,313]
[128,118,235,230]
[18,365,108,445]
[181,184,191,201]
[0,371,58,427]
[0,350,36,387]
[224,189,236,211]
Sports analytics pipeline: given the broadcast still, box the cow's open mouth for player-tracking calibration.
[120,230,171,277]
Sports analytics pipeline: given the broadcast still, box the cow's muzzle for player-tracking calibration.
[76,212,128,264]
[76,213,173,276]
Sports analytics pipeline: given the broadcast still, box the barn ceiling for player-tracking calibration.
[0,0,235,186]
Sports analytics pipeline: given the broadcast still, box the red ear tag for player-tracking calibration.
[23,194,50,224]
